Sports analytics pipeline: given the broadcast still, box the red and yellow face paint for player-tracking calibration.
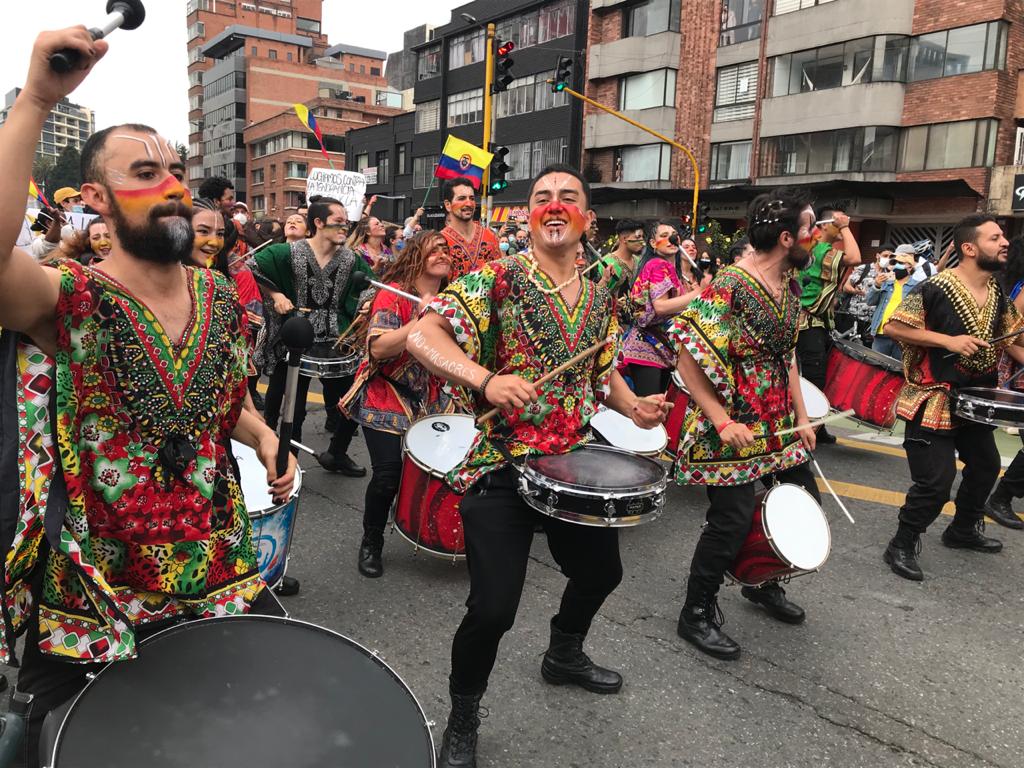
[113,175,193,218]
[529,200,587,245]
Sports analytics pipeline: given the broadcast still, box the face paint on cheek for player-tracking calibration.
[113,175,190,218]
[94,239,112,253]
[529,203,588,243]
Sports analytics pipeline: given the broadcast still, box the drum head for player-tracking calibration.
[525,445,665,492]
[763,484,830,571]
[52,616,434,767]
[799,377,830,421]
[405,414,478,474]
[590,407,668,455]
[233,440,302,512]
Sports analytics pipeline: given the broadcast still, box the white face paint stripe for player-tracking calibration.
[112,134,153,158]
[149,135,168,166]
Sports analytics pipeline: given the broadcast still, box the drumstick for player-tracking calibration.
[290,439,317,457]
[942,326,1024,358]
[812,456,856,524]
[477,338,611,424]
[771,409,855,437]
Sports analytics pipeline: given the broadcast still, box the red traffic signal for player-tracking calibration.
[497,40,515,57]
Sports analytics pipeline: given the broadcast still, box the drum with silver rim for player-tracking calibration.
[955,387,1024,428]
[590,405,668,457]
[299,352,361,379]
[518,444,667,527]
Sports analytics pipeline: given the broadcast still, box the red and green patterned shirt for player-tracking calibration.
[427,253,619,492]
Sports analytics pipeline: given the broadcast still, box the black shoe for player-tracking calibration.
[884,538,923,581]
[317,451,367,477]
[438,689,484,768]
[324,411,339,434]
[357,533,384,578]
[984,490,1024,530]
[816,427,837,445]
[941,520,1003,553]
[273,575,300,596]
[676,596,741,660]
[741,582,806,624]
[540,618,622,694]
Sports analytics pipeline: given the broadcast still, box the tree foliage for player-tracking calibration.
[45,145,82,195]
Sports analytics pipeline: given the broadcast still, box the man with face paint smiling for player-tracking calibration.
[440,177,500,280]
[408,163,669,768]
[0,30,296,761]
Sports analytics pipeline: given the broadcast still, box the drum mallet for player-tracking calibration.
[276,316,314,477]
[49,0,147,73]
[811,456,855,524]
[351,271,421,303]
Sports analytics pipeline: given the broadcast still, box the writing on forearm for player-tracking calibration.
[409,329,480,387]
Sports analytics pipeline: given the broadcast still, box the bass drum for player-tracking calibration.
[47,616,435,767]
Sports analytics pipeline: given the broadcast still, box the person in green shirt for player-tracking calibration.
[596,218,645,298]
[251,196,373,477]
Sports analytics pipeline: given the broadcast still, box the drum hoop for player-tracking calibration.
[402,415,477,480]
[389,505,467,561]
[832,338,902,374]
[762,483,832,570]
[49,615,436,766]
[590,414,670,456]
[245,465,304,519]
[957,387,1024,409]
[521,445,667,498]
[518,478,666,528]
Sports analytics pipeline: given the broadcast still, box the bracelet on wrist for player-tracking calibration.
[479,371,496,399]
[715,419,735,435]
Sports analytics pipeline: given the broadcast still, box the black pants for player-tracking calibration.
[995,434,1024,499]
[686,462,821,602]
[796,326,829,392]
[896,417,1000,538]
[630,365,669,397]
[362,427,403,536]
[14,587,285,768]
[264,362,356,453]
[449,468,623,696]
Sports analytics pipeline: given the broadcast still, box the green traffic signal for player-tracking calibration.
[490,180,509,192]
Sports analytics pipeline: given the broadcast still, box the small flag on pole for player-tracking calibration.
[29,178,49,208]
[294,103,335,169]
[434,136,494,191]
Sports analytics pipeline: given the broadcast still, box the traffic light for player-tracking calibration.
[552,56,573,93]
[494,40,515,93]
[696,201,711,234]
[489,145,510,194]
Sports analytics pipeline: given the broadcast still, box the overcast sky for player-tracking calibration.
[4,1,458,146]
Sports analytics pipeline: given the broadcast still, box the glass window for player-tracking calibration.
[268,49,277,61]
[447,88,484,127]
[882,35,910,81]
[397,144,408,175]
[251,168,264,185]
[710,141,752,181]
[761,126,899,176]
[538,0,576,44]
[296,17,320,34]
[944,24,988,77]
[449,29,485,70]
[626,0,680,37]
[496,10,539,50]
[355,154,369,173]
[535,70,570,111]
[187,22,205,41]
[862,127,899,171]
[506,142,533,181]
[495,73,538,119]
[285,162,307,178]
[415,100,440,133]
[620,69,676,110]
[714,61,758,121]
[774,0,836,13]
[376,151,390,184]
[413,156,438,188]
[719,0,763,46]
[617,144,671,182]
[251,195,265,213]
[925,121,976,170]
[898,120,997,171]
[910,31,948,81]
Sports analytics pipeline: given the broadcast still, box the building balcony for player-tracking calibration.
[766,0,914,57]
[584,107,676,150]
[760,82,906,138]
[591,0,631,8]
[589,31,680,80]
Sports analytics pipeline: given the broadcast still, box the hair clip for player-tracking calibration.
[752,199,785,226]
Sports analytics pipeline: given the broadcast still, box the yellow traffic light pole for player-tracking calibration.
[551,82,700,234]
[481,23,496,227]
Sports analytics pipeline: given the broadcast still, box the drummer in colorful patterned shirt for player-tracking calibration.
[670,191,822,661]
[407,164,668,768]
[440,177,500,280]
[0,30,296,765]
[882,214,1024,582]
[339,230,454,578]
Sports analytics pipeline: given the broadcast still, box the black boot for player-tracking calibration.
[357,529,384,578]
[741,582,805,624]
[884,536,923,581]
[984,485,1024,530]
[677,594,740,660]
[438,688,484,768]
[540,618,622,694]
[941,519,1003,553]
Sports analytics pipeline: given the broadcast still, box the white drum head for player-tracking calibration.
[232,440,302,513]
[800,377,830,421]
[671,369,688,392]
[763,483,830,571]
[405,414,479,474]
[591,406,668,456]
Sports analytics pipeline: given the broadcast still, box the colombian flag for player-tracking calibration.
[434,136,493,190]
[29,178,49,208]
[294,103,333,167]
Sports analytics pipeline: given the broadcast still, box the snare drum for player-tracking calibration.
[233,440,303,588]
[728,483,831,587]
[955,387,1024,428]
[590,405,668,457]
[46,616,435,767]
[825,339,903,429]
[299,351,361,379]
[518,444,667,527]
[393,414,478,558]
[662,370,691,460]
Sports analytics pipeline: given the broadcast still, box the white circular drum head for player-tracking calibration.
[800,377,830,421]
[762,483,830,571]
[590,406,668,456]
[405,414,479,474]
[232,440,302,513]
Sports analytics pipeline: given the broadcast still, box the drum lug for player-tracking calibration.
[986,405,995,421]
[604,499,617,525]
[547,490,559,507]
[961,400,975,419]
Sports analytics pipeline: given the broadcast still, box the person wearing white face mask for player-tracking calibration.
[866,246,924,360]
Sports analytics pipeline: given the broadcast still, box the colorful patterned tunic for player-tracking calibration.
[669,266,808,486]
[2,261,260,664]
[340,283,453,434]
[442,224,500,281]
[427,253,618,492]
[890,270,1023,432]
[620,257,684,369]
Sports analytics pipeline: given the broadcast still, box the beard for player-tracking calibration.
[109,198,194,265]
[786,242,813,270]
[978,252,1005,272]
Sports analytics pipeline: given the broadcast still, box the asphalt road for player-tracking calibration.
[7,405,1024,768]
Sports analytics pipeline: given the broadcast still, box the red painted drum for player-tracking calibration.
[393,414,478,559]
[662,370,691,461]
[824,339,903,430]
[728,483,831,587]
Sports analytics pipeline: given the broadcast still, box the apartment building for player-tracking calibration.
[1,89,95,163]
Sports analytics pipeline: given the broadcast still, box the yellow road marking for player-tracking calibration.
[815,478,955,516]
[255,382,326,405]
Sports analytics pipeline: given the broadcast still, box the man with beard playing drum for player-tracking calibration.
[407,164,668,768]
[671,191,821,661]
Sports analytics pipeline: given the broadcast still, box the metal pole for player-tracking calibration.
[481,23,496,228]
[553,83,701,230]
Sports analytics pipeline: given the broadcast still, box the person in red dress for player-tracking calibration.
[339,230,455,577]
[440,177,499,280]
